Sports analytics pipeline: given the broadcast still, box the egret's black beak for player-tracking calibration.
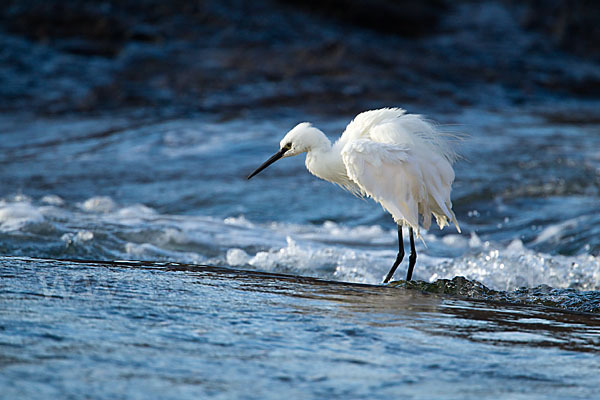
[247,148,287,179]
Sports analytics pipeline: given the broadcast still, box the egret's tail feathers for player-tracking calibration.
[445,202,461,233]
[431,205,461,234]
[450,211,461,233]
[452,213,462,233]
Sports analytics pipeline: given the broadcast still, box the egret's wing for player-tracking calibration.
[341,139,424,232]
[341,139,461,235]
[338,108,407,146]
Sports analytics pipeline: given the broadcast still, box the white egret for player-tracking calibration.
[247,108,461,283]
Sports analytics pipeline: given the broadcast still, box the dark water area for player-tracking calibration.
[1,0,599,116]
[1,0,600,398]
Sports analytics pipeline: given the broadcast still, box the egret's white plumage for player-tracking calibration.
[276,108,460,238]
[247,107,461,281]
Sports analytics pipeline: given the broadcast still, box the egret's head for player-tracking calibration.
[280,122,331,157]
[247,122,328,179]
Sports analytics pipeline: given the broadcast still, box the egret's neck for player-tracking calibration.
[305,138,348,185]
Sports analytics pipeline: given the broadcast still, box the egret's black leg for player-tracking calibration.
[383,225,404,283]
[406,227,417,281]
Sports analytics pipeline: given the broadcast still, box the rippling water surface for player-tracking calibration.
[2,258,600,399]
[1,106,600,398]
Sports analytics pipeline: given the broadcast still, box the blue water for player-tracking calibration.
[1,105,600,398]
[2,258,600,399]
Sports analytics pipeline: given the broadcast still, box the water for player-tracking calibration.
[2,258,600,399]
[2,105,600,398]
[1,108,599,289]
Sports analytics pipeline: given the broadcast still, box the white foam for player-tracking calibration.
[441,233,470,248]
[532,218,580,245]
[263,220,396,246]
[216,218,600,290]
[117,204,157,218]
[158,228,192,246]
[80,196,117,213]
[62,230,94,245]
[224,215,255,228]
[40,194,65,206]
[468,232,484,248]
[228,236,356,276]
[425,239,600,291]
[0,201,45,232]
[124,242,205,263]
[320,221,390,241]
[2,195,599,292]
[226,248,252,266]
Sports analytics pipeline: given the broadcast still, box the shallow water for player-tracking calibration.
[1,106,600,398]
[2,257,600,399]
